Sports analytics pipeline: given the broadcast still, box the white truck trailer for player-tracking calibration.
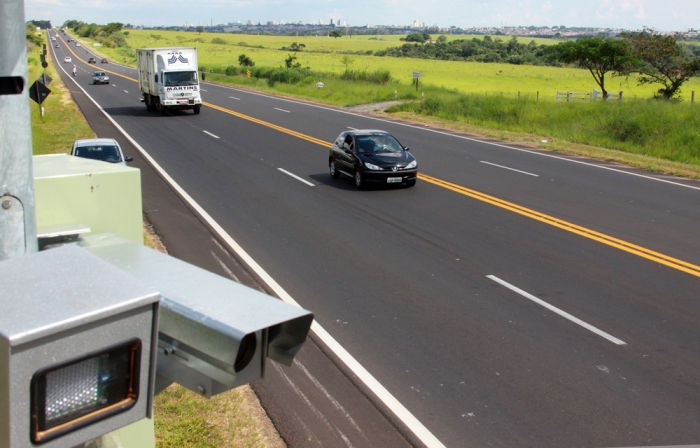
[137,47,202,115]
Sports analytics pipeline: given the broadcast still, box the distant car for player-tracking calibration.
[329,130,417,188]
[55,44,60,48]
[100,58,108,64]
[76,43,81,47]
[71,138,133,166]
[64,56,71,63]
[92,71,110,85]
[88,57,96,64]
[67,38,72,42]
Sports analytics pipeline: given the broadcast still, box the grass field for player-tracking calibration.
[78,29,700,99]
[71,30,700,171]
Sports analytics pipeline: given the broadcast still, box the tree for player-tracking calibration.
[401,32,427,43]
[102,22,123,35]
[196,26,204,34]
[284,54,301,69]
[557,37,633,98]
[340,55,354,70]
[437,35,447,43]
[620,28,700,100]
[330,29,344,39]
[238,54,255,67]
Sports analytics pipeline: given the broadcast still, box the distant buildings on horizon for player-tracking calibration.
[138,20,697,38]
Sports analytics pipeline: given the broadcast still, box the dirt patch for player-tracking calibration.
[346,100,402,114]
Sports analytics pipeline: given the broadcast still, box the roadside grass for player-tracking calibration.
[28,40,94,154]
[388,93,700,165]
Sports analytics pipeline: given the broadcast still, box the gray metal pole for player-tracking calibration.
[0,0,38,260]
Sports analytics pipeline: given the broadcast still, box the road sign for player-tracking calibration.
[28,80,51,105]
[38,74,52,86]
[413,71,421,78]
[246,70,251,78]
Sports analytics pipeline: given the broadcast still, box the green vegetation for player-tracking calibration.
[388,94,700,164]
[27,35,94,155]
[154,385,268,448]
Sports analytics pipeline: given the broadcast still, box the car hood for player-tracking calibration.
[358,151,415,168]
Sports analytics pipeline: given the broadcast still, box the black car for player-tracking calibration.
[329,130,417,188]
[100,58,108,64]
[88,57,96,64]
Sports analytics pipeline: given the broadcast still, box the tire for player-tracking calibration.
[354,169,364,189]
[157,101,166,116]
[329,160,340,179]
[406,179,416,187]
[193,105,201,115]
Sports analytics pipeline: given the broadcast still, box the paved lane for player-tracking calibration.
[52,31,700,447]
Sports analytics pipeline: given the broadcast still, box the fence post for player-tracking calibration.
[537,91,539,101]
[692,91,695,105]
[518,91,520,100]
[619,90,623,101]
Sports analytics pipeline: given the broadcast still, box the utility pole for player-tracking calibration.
[0,0,38,260]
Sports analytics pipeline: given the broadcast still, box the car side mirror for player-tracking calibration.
[125,156,134,163]
[404,146,410,151]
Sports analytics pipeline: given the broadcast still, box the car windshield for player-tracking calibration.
[355,135,404,153]
[94,72,106,76]
[164,71,197,86]
[74,145,122,163]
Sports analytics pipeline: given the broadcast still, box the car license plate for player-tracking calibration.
[387,177,402,183]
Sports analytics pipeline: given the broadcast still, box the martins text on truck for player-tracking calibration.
[137,47,202,115]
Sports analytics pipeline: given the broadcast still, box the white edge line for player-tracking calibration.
[274,107,291,113]
[486,275,626,346]
[480,161,539,177]
[278,168,315,186]
[203,130,220,139]
[58,59,446,448]
[217,86,700,192]
[229,96,240,100]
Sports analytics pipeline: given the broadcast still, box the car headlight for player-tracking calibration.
[364,162,382,171]
[405,160,417,169]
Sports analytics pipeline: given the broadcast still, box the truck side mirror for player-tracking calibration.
[154,74,158,83]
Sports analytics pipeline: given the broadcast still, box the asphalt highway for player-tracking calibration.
[50,31,700,447]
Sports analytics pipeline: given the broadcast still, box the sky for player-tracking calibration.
[24,0,699,31]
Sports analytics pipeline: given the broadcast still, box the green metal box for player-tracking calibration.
[33,155,143,244]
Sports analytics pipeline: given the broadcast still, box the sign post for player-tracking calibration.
[413,71,421,92]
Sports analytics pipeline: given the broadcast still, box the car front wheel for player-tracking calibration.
[330,160,340,179]
[354,170,364,189]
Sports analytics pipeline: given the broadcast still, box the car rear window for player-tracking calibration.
[74,145,122,163]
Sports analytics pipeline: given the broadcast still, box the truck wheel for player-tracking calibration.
[193,105,201,115]
[157,101,166,116]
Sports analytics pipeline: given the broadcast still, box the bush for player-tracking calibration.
[339,70,393,84]
[211,37,227,45]
[224,65,238,76]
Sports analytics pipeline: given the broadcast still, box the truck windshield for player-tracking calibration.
[164,71,198,86]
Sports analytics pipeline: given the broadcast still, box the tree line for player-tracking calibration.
[376,30,700,100]
[63,20,130,49]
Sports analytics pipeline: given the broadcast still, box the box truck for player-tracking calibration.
[137,48,202,115]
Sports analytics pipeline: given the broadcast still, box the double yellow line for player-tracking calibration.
[419,174,700,278]
[58,36,700,279]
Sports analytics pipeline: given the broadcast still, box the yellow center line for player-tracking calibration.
[56,37,700,279]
